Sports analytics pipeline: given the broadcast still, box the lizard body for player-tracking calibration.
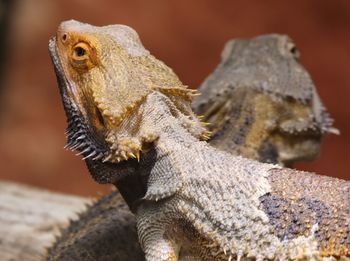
[129,92,349,260]
[47,20,346,260]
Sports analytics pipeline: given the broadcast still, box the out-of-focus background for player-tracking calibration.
[0,0,349,197]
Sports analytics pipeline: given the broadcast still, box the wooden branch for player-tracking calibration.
[0,181,90,261]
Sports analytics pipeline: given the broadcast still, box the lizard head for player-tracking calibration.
[194,34,338,166]
[49,20,206,164]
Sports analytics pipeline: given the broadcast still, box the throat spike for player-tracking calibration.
[82,151,96,160]
[76,147,91,156]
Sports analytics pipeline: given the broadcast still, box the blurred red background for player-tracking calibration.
[0,0,349,197]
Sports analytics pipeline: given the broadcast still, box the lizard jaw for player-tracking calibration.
[49,37,107,161]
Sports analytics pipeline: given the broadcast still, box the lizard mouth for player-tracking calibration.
[49,37,107,161]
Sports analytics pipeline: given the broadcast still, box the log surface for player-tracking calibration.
[0,181,89,261]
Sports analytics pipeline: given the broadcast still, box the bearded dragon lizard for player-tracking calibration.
[194,35,338,166]
[48,20,347,260]
[46,32,336,261]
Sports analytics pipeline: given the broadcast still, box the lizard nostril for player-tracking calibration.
[62,33,68,42]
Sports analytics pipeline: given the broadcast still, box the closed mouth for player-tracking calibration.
[49,37,107,161]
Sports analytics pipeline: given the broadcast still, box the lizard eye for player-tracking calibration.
[287,42,300,59]
[72,43,89,60]
[71,42,94,70]
[75,46,86,57]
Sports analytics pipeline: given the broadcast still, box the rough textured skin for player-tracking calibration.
[48,20,347,260]
[132,93,349,261]
[193,35,338,166]
[46,33,336,260]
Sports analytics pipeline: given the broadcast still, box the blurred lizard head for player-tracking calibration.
[193,34,338,166]
[49,20,206,165]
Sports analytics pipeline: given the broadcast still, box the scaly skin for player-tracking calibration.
[46,34,335,260]
[45,190,143,261]
[48,20,347,260]
[47,33,336,260]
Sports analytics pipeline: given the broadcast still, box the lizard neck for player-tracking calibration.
[84,154,147,209]
[135,92,206,201]
[85,92,205,210]
[142,92,204,147]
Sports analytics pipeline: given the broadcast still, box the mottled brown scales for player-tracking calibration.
[261,168,350,257]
